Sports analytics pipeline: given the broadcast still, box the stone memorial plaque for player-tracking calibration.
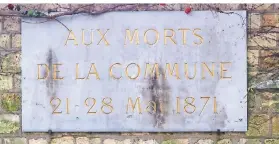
[22,11,247,132]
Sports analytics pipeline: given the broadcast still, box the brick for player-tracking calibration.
[51,137,74,144]
[248,33,276,48]
[195,139,214,144]
[76,137,89,144]
[263,14,277,27]
[259,50,279,71]
[0,93,20,112]
[0,75,13,91]
[3,138,27,144]
[162,139,189,144]
[0,114,19,133]
[1,52,21,73]
[248,50,259,68]
[246,114,269,136]
[89,138,101,144]
[249,13,261,29]
[238,139,261,144]
[265,139,279,144]
[29,139,48,144]
[217,139,232,144]
[11,34,21,48]
[3,17,20,32]
[0,34,10,48]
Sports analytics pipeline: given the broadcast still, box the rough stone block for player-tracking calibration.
[0,93,20,112]
[0,34,10,48]
[263,14,278,27]
[248,33,276,47]
[3,17,20,32]
[3,138,27,144]
[194,139,214,144]
[217,139,232,144]
[29,139,48,144]
[237,139,262,144]
[51,137,74,144]
[265,139,279,144]
[259,50,279,71]
[0,114,19,134]
[246,114,269,136]
[0,75,13,91]
[0,52,21,73]
[76,137,89,144]
[249,13,261,29]
[162,139,189,144]
[248,50,259,68]
[89,138,101,144]
[11,34,21,48]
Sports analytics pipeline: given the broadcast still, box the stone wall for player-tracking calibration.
[0,3,278,144]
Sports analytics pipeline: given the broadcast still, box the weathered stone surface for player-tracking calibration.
[29,139,48,144]
[76,137,89,144]
[103,139,131,144]
[22,11,247,132]
[136,140,158,144]
[263,14,278,26]
[0,75,13,91]
[3,17,20,32]
[89,138,101,144]
[0,52,21,73]
[0,114,19,133]
[11,34,21,48]
[51,137,74,144]
[0,93,20,112]
[0,34,10,48]
[3,138,27,144]
[217,139,232,144]
[194,139,214,144]
[248,33,276,47]
[246,114,269,136]
[249,13,261,29]
[265,139,279,144]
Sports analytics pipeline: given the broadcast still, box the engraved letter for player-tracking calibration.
[87,63,100,80]
[126,97,142,114]
[82,29,93,46]
[97,29,110,46]
[220,62,232,79]
[144,29,159,45]
[193,28,203,45]
[144,63,160,79]
[178,28,190,45]
[65,30,78,46]
[52,64,64,80]
[164,29,176,45]
[165,63,180,79]
[109,63,122,79]
[37,64,49,79]
[124,29,140,45]
[75,63,85,80]
[184,63,197,79]
[201,62,214,79]
[125,63,140,80]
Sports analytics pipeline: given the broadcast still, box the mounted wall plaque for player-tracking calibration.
[22,11,247,132]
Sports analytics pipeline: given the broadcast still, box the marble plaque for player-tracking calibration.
[22,11,247,132]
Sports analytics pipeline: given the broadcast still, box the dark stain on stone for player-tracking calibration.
[45,49,59,108]
[146,66,170,129]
